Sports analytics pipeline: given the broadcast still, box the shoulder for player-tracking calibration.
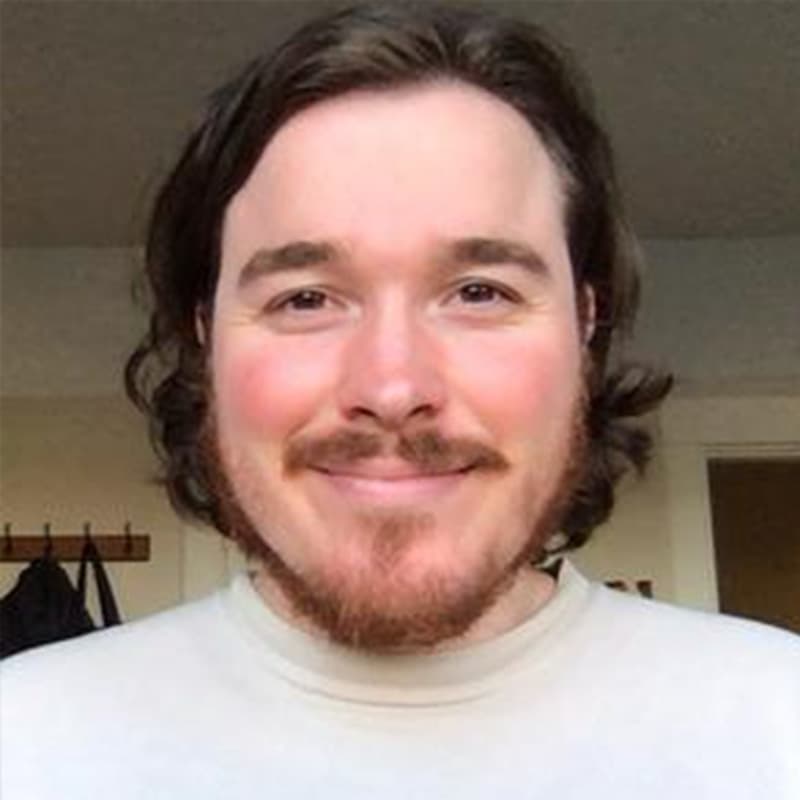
[558,561,800,665]
[1,590,227,718]
[593,582,800,648]
[0,589,245,799]
[581,582,800,698]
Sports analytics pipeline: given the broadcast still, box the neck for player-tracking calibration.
[252,564,557,654]
[449,566,556,649]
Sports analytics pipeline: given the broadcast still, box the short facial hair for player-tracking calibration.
[201,388,588,652]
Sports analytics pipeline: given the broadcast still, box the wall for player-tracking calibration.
[5,239,798,398]
[0,248,181,619]
[634,237,800,393]
[2,239,798,619]
[0,396,182,619]
[661,394,800,611]
[572,439,674,598]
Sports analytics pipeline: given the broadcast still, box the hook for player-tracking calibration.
[124,522,133,556]
[43,522,53,557]
[3,523,12,557]
[83,521,92,542]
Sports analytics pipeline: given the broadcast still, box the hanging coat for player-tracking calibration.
[0,538,121,659]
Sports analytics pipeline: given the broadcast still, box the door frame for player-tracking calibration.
[660,394,800,611]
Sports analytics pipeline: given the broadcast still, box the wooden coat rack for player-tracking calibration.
[1,522,150,563]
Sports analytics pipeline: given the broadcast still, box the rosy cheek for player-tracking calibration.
[455,331,580,439]
[214,337,332,438]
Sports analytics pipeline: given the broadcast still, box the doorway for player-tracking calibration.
[707,458,800,634]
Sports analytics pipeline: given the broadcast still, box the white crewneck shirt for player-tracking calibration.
[3,561,799,799]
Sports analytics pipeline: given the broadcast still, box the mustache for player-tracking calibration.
[284,429,510,475]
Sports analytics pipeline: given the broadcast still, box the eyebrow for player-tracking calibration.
[237,236,550,289]
[238,241,341,289]
[441,237,551,280]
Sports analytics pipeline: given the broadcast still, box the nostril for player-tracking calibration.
[345,405,380,423]
[344,401,438,431]
[408,402,437,420]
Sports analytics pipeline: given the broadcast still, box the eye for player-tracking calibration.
[262,286,351,332]
[271,288,330,313]
[264,289,334,315]
[453,281,518,306]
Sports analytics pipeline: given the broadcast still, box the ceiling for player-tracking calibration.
[2,0,799,247]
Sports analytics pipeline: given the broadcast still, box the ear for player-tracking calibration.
[579,284,596,347]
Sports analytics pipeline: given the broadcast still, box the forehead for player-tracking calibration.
[220,81,569,278]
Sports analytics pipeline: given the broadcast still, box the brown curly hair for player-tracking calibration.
[125,2,671,551]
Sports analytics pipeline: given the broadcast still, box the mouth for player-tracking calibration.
[310,462,475,504]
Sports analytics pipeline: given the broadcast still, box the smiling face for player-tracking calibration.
[209,82,592,650]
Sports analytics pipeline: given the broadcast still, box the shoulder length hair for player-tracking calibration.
[125,2,672,551]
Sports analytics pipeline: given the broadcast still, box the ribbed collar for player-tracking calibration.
[222,560,594,707]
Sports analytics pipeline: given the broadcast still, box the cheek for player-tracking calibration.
[452,329,581,439]
[213,337,335,439]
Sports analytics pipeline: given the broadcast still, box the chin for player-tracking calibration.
[270,519,517,651]
[300,558,507,651]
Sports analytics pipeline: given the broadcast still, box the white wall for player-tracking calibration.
[2,239,798,618]
[0,248,180,618]
[634,237,800,394]
[0,396,183,619]
[1,248,144,396]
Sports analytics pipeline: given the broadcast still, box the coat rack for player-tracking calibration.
[1,522,150,563]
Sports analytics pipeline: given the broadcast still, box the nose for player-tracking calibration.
[336,303,446,431]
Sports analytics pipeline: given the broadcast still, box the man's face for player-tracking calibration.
[210,82,590,649]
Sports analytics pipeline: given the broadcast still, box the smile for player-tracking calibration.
[311,464,474,503]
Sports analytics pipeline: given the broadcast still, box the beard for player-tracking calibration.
[201,387,588,653]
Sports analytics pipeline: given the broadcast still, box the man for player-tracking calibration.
[3,3,799,797]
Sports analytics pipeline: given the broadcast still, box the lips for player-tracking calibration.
[313,458,474,480]
[310,460,474,503]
